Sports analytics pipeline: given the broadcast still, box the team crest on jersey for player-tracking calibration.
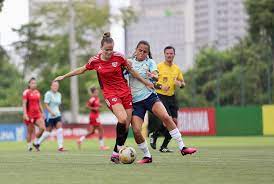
[112,98,117,102]
[112,62,118,67]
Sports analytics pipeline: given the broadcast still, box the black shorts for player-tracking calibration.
[157,94,178,118]
[45,116,62,128]
[133,93,160,120]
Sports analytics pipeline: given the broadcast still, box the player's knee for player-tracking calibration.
[118,117,127,124]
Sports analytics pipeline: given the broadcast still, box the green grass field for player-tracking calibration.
[0,137,273,184]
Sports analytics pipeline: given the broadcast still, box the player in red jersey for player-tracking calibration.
[77,87,109,150]
[54,32,154,163]
[22,77,46,151]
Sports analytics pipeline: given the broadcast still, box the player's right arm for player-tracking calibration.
[22,91,29,121]
[86,98,99,111]
[54,66,87,81]
[44,92,56,117]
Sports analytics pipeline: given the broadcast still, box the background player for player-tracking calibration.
[33,81,65,151]
[77,87,109,150]
[22,77,46,151]
[150,46,185,152]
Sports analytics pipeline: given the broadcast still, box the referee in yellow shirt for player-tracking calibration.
[150,46,185,152]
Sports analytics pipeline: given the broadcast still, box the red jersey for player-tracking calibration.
[87,96,101,114]
[85,52,131,98]
[22,89,41,118]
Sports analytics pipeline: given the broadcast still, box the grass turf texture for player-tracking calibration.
[0,137,273,184]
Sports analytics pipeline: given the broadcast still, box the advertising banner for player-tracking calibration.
[262,105,274,135]
[0,124,27,142]
[177,108,216,136]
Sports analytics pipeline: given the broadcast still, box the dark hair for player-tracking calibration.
[28,77,36,89]
[164,46,176,54]
[101,32,114,47]
[90,86,97,93]
[136,40,152,59]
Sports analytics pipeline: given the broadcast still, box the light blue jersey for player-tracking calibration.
[44,90,62,119]
[129,57,158,103]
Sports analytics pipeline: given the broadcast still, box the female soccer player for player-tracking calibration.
[22,77,46,151]
[32,81,65,151]
[128,41,197,164]
[54,32,153,163]
[77,87,109,150]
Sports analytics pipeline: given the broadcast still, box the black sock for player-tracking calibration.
[113,123,127,153]
[161,128,172,149]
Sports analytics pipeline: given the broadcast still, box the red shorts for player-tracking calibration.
[104,93,133,111]
[24,114,41,125]
[89,113,101,126]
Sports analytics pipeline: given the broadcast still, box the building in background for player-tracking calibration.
[126,0,248,71]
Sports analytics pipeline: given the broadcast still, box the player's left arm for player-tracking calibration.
[175,69,185,89]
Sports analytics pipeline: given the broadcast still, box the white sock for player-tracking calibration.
[99,139,104,147]
[27,142,32,149]
[138,141,151,158]
[79,136,85,142]
[37,131,50,145]
[169,128,185,150]
[112,151,119,156]
[34,138,39,145]
[56,128,63,149]
[117,145,123,152]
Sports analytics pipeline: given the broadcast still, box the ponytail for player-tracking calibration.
[101,32,114,47]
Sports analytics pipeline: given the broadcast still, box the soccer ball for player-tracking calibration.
[119,146,137,164]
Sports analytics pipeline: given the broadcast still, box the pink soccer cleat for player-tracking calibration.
[137,157,152,164]
[181,147,197,156]
[100,146,110,151]
[58,147,67,152]
[110,154,120,164]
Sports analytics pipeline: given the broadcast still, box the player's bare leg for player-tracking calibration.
[33,118,47,151]
[132,115,152,164]
[97,125,109,150]
[152,102,197,156]
[26,124,34,151]
[77,125,95,150]
[110,104,130,163]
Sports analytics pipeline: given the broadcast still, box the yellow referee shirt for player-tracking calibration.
[156,61,184,96]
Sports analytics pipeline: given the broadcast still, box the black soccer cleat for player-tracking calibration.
[149,133,157,150]
[159,147,174,153]
[33,143,40,151]
[28,147,33,152]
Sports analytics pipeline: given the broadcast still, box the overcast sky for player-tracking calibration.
[0,0,29,49]
[0,0,127,54]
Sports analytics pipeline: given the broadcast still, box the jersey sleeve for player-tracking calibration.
[149,59,158,72]
[44,92,51,104]
[177,68,184,81]
[87,97,95,107]
[85,55,99,70]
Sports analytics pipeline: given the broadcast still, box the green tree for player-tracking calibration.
[245,0,274,67]
[12,22,51,79]
[0,0,4,12]
[177,38,272,107]
[0,46,22,106]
